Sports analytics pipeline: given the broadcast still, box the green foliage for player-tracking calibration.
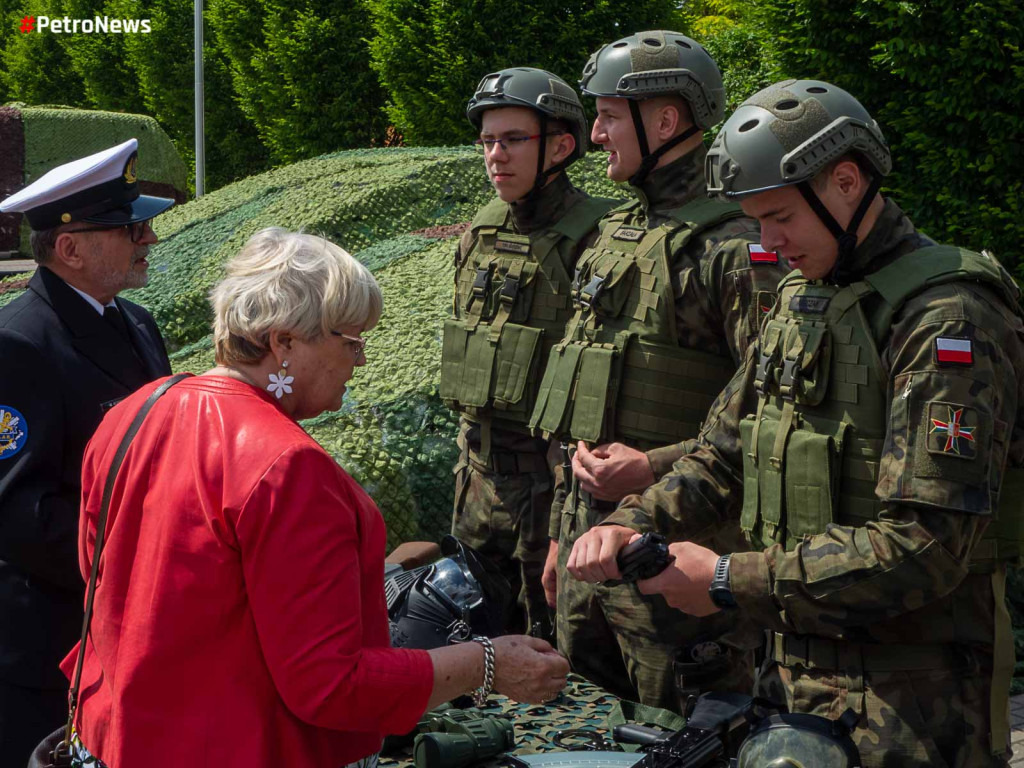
[693,23,784,120]
[1,0,86,106]
[113,0,269,189]
[757,0,1024,271]
[0,0,268,190]
[366,0,682,146]
[60,0,144,113]
[207,0,387,163]
[0,0,25,102]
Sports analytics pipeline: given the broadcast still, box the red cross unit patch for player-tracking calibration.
[927,403,977,459]
[747,244,779,265]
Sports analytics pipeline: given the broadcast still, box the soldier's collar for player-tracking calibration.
[509,172,578,234]
[833,198,920,283]
[632,145,707,215]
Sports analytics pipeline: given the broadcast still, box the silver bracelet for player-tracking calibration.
[471,635,495,706]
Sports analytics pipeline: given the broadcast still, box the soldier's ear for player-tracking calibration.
[831,159,863,198]
[551,132,576,165]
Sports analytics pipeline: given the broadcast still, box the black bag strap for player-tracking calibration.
[60,373,190,751]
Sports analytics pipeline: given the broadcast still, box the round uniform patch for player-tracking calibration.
[0,406,28,460]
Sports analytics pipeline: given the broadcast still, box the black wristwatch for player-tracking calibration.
[708,554,737,609]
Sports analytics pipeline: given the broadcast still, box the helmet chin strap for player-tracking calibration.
[627,98,699,188]
[522,113,572,203]
[796,173,883,284]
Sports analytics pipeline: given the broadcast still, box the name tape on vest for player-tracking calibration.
[495,240,530,255]
[748,243,780,265]
[789,295,831,314]
[934,337,973,366]
[612,227,645,242]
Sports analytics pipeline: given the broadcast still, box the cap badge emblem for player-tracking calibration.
[123,155,138,184]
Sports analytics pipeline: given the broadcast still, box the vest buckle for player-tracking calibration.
[754,349,774,393]
[578,274,606,309]
[779,357,800,400]
[471,264,494,302]
[499,273,521,306]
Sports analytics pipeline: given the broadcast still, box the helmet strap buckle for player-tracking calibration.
[796,173,882,283]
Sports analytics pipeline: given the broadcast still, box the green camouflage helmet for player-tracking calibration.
[579,30,725,130]
[706,79,891,199]
[466,67,588,165]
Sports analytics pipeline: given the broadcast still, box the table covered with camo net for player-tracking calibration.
[380,674,630,768]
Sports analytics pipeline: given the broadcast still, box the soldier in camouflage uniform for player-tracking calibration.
[531,31,787,710]
[569,80,1024,766]
[442,68,616,640]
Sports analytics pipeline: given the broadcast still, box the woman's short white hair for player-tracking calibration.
[211,227,382,366]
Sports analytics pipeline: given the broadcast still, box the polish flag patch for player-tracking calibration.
[748,243,779,265]
[934,337,973,366]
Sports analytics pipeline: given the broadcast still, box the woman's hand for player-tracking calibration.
[491,635,569,703]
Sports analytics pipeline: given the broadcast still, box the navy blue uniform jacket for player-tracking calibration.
[0,266,170,688]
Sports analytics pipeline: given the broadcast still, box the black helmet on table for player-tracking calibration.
[466,67,588,197]
[736,709,861,768]
[579,30,725,186]
[387,536,511,650]
[706,79,891,273]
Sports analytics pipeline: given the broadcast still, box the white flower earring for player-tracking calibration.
[267,360,294,399]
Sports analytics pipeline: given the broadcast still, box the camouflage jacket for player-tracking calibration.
[452,172,604,462]
[548,147,787,538]
[606,199,1024,649]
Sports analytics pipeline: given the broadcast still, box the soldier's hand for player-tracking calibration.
[491,635,569,703]
[566,524,636,583]
[572,441,656,501]
[542,539,559,608]
[636,542,720,617]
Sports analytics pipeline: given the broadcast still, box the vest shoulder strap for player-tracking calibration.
[470,198,511,230]
[660,197,745,236]
[864,245,1022,317]
[548,196,619,243]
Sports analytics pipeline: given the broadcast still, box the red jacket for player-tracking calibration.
[61,375,433,767]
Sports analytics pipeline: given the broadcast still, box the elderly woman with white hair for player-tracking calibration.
[59,228,568,767]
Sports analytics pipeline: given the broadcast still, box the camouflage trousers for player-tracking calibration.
[755,640,1011,767]
[555,488,758,712]
[451,453,554,641]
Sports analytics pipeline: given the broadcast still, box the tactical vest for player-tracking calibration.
[440,195,614,430]
[528,197,744,447]
[741,245,1024,571]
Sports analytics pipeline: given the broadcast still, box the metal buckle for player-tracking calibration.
[447,618,473,643]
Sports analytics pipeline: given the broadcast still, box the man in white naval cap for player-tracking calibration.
[0,138,173,762]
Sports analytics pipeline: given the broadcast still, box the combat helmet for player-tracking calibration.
[467,67,589,196]
[706,79,891,271]
[580,30,725,186]
[386,536,511,650]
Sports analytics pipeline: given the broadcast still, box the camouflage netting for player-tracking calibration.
[0,105,188,257]
[134,147,623,550]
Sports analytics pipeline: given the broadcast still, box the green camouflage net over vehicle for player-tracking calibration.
[0,105,187,257]
[159,147,625,550]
